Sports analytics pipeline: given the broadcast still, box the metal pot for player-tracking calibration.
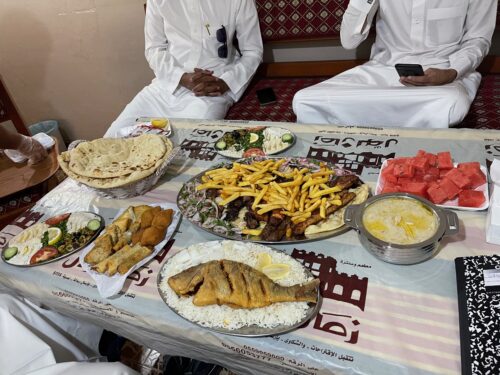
[344,193,459,265]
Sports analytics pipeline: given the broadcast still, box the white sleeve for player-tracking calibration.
[448,0,497,79]
[340,0,379,50]
[219,0,264,101]
[144,0,186,95]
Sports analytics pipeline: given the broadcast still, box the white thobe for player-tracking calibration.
[0,293,138,375]
[293,0,497,128]
[106,0,263,137]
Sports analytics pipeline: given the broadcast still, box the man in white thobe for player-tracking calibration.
[293,0,497,128]
[105,0,263,137]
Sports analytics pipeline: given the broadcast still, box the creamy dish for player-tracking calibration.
[362,198,438,245]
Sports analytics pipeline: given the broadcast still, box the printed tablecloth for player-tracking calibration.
[1,120,500,375]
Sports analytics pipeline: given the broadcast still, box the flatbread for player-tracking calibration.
[67,134,167,178]
[304,184,370,235]
[58,136,173,189]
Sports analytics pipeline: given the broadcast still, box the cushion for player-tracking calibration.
[456,74,500,130]
[256,0,349,42]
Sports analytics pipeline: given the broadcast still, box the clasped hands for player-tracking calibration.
[400,68,458,87]
[180,68,229,97]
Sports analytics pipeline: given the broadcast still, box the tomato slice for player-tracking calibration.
[243,148,266,158]
[45,213,70,226]
[30,246,59,265]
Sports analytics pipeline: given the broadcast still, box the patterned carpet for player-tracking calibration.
[226,74,500,130]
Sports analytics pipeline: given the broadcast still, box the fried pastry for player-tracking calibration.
[93,244,138,276]
[84,234,113,265]
[117,245,153,275]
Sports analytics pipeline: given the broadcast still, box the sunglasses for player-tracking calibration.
[216,25,228,58]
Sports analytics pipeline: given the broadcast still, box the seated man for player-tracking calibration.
[105,0,263,137]
[293,0,497,128]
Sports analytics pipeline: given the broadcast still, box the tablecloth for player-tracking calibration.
[1,119,500,375]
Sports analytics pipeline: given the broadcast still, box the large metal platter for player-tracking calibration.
[156,240,322,337]
[1,211,104,267]
[177,156,366,244]
[216,126,296,159]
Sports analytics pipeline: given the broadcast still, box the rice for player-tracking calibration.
[159,240,314,330]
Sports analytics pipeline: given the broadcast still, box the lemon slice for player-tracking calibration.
[249,132,259,143]
[256,253,272,271]
[47,227,63,246]
[262,263,291,281]
[151,118,168,128]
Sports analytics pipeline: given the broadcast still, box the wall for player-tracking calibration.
[0,0,152,142]
[0,1,498,142]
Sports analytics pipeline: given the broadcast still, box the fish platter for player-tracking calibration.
[177,157,369,243]
[157,240,321,336]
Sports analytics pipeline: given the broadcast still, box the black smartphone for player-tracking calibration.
[395,64,425,77]
[256,87,277,106]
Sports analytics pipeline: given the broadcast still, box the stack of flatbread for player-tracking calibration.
[58,134,173,189]
[84,205,174,276]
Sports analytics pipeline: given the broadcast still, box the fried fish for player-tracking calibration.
[168,260,319,309]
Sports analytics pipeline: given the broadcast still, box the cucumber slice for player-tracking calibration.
[215,140,227,150]
[3,247,18,260]
[281,133,294,143]
[86,219,101,231]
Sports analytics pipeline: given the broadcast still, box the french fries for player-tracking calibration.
[197,159,352,232]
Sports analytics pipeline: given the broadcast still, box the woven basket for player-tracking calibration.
[67,139,180,199]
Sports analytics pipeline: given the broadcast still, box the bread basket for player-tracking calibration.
[65,137,180,199]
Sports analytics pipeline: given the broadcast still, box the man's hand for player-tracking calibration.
[180,68,214,91]
[192,78,230,97]
[400,68,458,87]
[180,68,229,96]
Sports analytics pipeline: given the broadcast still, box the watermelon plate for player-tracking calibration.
[376,160,489,211]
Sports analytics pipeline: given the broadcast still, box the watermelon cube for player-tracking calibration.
[413,170,425,183]
[437,152,453,170]
[458,162,481,172]
[384,173,398,184]
[382,182,399,194]
[394,163,415,178]
[424,153,438,167]
[439,178,461,200]
[398,177,414,185]
[416,150,427,158]
[412,157,429,171]
[400,182,428,198]
[461,168,486,189]
[445,168,471,189]
[458,190,485,208]
[427,185,448,204]
[423,167,440,182]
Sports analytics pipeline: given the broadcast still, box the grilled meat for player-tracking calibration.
[328,175,360,190]
[224,197,245,222]
[261,215,290,241]
[244,211,260,229]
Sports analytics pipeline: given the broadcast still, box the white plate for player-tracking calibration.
[117,118,172,138]
[216,126,295,159]
[375,160,489,211]
[80,203,180,298]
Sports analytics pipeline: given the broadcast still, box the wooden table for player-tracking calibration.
[0,138,59,199]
